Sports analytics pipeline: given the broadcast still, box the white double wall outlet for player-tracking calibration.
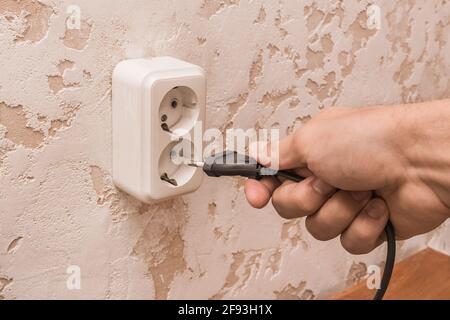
[112,57,206,202]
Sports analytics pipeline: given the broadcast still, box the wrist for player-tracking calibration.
[368,104,413,185]
[400,100,450,167]
[393,100,450,209]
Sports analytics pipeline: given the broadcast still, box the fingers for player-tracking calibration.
[244,167,313,209]
[246,174,390,255]
[244,177,280,209]
[271,177,335,219]
[249,128,309,170]
[275,130,309,169]
[340,198,389,254]
[305,190,372,241]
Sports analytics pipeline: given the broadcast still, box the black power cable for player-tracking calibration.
[374,220,396,300]
[188,151,396,300]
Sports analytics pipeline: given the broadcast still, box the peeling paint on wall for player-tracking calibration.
[0,102,45,148]
[0,0,53,42]
[0,277,13,300]
[274,281,315,300]
[346,262,368,286]
[62,18,92,50]
[6,236,23,254]
[0,0,449,299]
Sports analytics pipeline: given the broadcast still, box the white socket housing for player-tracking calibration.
[112,57,206,202]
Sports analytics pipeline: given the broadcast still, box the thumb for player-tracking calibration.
[249,129,308,170]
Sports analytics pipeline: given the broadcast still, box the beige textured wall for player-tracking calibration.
[0,0,449,299]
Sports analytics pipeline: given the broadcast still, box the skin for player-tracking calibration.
[244,99,450,254]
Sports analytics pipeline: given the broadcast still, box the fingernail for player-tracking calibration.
[366,200,386,219]
[312,178,334,195]
[350,191,371,202]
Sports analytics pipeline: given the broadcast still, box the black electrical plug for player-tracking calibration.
[188,151,304,182]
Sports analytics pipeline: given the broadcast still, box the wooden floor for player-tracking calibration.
[334,248,450,300]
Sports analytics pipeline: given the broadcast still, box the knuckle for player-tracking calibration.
[340,236,364,255]
[271,197,290,220]
[352,225,374,243]
[294,198,316,215]
[340,233,373,255]
[272,186,319,218]
[305,217,333,241]
[271,190,282,206]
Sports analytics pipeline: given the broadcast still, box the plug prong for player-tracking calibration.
[187,160,204,168]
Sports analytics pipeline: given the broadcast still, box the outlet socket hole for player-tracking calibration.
[159,141,197,187]
[159,86,199,134]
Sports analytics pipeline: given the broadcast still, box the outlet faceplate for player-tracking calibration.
[112,57,206,202]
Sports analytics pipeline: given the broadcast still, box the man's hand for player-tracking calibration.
[245,101,450,254]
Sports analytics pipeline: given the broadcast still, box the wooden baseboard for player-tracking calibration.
[334,248,450,300]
